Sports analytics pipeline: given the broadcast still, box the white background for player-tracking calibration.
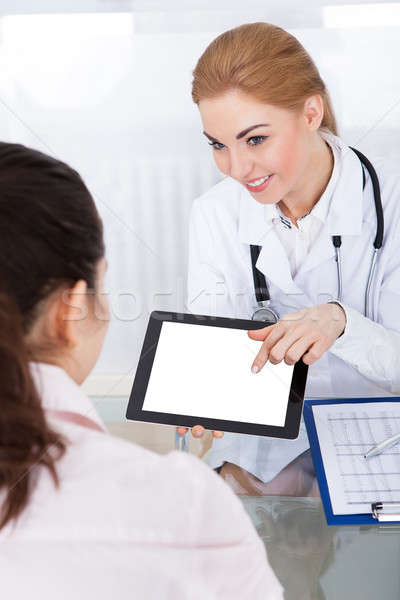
[0,1,399,398]
[143,322,294,426]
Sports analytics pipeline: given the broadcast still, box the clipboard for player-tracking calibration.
[304,397,400,526]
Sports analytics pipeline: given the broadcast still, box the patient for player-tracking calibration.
[0,143,282,599]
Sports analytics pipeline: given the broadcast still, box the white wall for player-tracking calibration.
[0,2,399,399]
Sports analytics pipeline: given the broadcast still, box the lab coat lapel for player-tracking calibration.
[256,230,303,294]
[238,187,303,294]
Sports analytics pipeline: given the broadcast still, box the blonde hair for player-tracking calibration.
[192,22,338,135]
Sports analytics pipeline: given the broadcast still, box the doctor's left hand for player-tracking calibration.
[176,426,224,439]
[249,303,346,371]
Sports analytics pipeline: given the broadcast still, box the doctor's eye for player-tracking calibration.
[247,135,268,147]
[208,141,226,151]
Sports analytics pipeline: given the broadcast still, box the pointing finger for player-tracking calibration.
[251,341,271,373]
[251,326,286,372]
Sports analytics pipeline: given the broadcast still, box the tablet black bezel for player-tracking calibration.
[126,311,308,439]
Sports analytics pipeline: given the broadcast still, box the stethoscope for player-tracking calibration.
[251,148,384,324]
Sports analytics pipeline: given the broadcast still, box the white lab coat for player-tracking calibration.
[187,132,400,482]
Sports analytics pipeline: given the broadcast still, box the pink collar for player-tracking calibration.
[45,409,105,433]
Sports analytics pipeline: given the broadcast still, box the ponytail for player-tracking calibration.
[0,289,65,530]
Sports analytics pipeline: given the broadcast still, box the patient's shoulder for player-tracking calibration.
[11,425,255,548]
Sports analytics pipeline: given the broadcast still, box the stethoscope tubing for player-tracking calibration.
[251,148,384,323]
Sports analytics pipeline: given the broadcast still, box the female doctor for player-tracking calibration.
[178,22,400,495]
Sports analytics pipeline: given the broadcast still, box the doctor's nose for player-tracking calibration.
[227,149,253,182]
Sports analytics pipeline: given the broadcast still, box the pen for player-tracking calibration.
[364,432,400,459]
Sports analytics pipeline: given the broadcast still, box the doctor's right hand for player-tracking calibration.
[249,302,346,370]
[176,426,224,439]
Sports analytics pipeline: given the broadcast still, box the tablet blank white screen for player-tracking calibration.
[142,322,294,427]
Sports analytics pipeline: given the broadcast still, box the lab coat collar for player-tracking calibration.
[323,133,364,236]
[29,361,107,432]
[237,189,303,293]
[296,144,364,277]
[238,189,277,246]
[256,230,303,294]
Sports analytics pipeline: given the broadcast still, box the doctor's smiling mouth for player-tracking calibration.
[243,173,274,193]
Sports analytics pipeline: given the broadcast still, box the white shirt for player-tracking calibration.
[187,130,400,481]
[0,362,283,600]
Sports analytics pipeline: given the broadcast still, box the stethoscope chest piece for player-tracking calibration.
[251,305,279,324]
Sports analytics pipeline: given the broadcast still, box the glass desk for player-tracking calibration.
[240,496,400,600]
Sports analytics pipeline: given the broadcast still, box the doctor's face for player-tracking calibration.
[198,89,316,205]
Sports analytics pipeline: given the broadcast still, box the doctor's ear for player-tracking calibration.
[302,94,324,131]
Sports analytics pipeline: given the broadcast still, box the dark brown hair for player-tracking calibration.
[192,22,338,135]
[0,142,104,529]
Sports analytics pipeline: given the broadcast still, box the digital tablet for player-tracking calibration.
[126,311,308,439]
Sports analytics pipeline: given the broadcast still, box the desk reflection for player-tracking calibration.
[240,496,400,600]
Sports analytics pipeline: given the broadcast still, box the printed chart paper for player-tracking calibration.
[312,402,400,515]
